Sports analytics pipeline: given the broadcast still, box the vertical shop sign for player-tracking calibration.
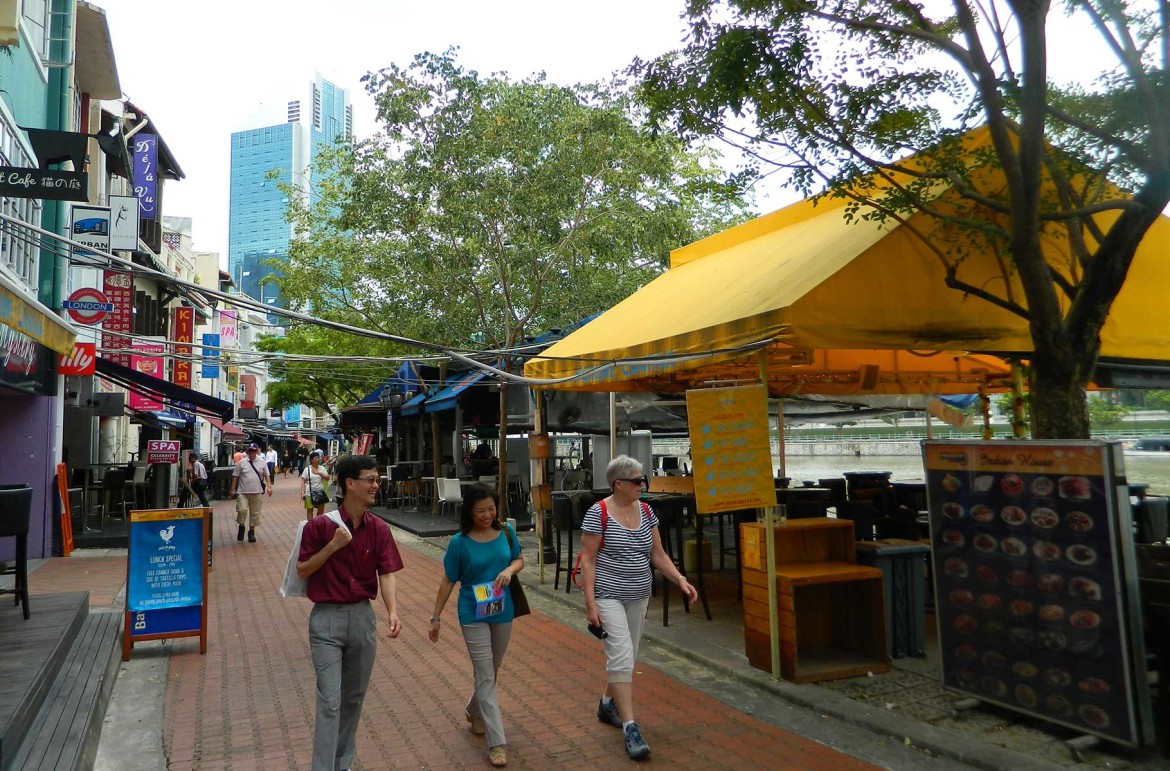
[172,306,194,388]
[109,194,140,250]
[219,310,237,347]
[201,333,220,378]
[129,341,166,411]
[101,270,134,367]
[131,133,158,220]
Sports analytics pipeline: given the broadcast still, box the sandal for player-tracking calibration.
[489,745,507,767]
[465,708,485,736]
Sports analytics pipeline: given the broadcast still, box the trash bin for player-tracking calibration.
[855,538,930,658]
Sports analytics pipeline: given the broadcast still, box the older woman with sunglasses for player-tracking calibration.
[578,455,698,760]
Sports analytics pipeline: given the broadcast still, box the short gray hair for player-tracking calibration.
[605,455,643,488]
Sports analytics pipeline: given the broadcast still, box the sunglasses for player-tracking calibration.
[616,475,648,487]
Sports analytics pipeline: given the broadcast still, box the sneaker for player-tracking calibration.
[624,723,650,760]
[248,528,257,543]
[597,698,621,728]
[237,525,245,542]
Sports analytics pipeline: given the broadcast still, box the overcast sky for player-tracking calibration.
[93,1,1107,263]
[93,0,698,260]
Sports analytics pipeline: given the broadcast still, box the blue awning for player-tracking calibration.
[399,390,428,417]
[356,362,426,407]
[424,370,489,414]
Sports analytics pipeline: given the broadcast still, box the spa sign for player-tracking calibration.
[686,385,776,514]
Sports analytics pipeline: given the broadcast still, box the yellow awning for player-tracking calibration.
[527,129,1170,390]
[0,274,77,356]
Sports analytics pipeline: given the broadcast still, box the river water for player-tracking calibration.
[773,453,1170,496]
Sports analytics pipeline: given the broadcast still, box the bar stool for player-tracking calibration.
[0,484,34,619]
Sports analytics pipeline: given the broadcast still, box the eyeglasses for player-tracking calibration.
[355,475,380,484]
[616,475,648,487]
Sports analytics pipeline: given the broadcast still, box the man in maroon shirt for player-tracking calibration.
[297,454,402,771]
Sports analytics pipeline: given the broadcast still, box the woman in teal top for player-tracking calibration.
[429,484,523,768]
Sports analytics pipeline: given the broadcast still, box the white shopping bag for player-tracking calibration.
[279,510,349,598]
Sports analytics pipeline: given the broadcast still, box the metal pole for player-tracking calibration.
[758,355,781,679]
[609,392,617,459]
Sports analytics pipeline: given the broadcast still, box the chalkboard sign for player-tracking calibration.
[122,508,209,660]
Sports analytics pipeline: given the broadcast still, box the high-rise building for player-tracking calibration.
[228,74,352,316]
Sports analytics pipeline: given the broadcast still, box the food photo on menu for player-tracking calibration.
[923,451,1139,744]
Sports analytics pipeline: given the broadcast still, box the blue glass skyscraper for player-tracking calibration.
[228,74,352,317]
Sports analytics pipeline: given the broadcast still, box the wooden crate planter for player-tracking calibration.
[741,519,889,683]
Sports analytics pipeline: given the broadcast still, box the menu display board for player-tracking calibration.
[923,440,1151,747]
[686,385,776,514]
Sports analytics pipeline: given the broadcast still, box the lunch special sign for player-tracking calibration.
[923,440,1153,747]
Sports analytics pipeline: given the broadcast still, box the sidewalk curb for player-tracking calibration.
[403,533,1067,771]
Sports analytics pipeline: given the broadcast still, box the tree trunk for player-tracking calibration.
[497,367,509,518]
[1029,351,1092,439]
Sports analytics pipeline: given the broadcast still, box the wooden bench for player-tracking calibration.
[740,518,889,682]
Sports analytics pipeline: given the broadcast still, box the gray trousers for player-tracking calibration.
[309,601,377,771]
[461,621,513,747]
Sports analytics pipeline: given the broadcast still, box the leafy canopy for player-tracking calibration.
[637,1,1170,438]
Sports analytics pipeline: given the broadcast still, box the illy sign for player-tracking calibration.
[59,342,96,375]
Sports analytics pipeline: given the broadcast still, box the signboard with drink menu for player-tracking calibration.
[923,440,1153,747]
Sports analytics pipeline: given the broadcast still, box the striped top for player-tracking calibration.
[581,500,659,602]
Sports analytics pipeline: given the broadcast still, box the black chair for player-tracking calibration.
[0,484,34,619]
[817,478,848,506]
[99,467,129,527]
[552,491,600,592]
[1136,497,1169,544]
[875,505,921,540]
[786,500,829,519]
[836,500,876,542]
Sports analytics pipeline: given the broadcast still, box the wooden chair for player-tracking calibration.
[0,485,34,619]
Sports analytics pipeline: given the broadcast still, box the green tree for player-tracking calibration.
[1087,395,1132,429]
[1145,390,1170,412]
[274,50,748,501]
[638,1,1170,439]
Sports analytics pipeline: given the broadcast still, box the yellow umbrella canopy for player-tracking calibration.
[526,129,1169,390]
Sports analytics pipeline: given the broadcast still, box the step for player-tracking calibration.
[8,611,122,771]
[0,592,89,770]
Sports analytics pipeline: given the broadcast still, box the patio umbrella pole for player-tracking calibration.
[609,392,617,459]
[760,356,781,680]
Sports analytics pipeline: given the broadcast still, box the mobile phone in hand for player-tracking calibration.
[587,623,608,639]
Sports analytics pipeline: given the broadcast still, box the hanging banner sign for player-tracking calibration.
[686,385,777,514]
[123,508,209,660]
[218,310,237,346]
[131,133,158,220]
[109,194,141,250]
[172,306,194,388]
[101,270,134,367]
[59,341,96,375]
[128,341,166,411]
[201,333,220,378]
[0,168,87,201]
[146,439,181,464]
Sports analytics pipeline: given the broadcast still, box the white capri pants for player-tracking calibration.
[595,597,650,684]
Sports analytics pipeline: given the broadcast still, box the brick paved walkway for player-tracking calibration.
[147,476,881,770]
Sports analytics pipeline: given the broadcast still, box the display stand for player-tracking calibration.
[122,508,209,660]
[740,518,889,682]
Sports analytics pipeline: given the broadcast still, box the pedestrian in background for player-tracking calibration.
[265,444,279,480]
[187,451,210,507]
[229,443,271,543]
[578,455,697,760]
[301,452,331,520]
[428,484,523,768]
[297,454,403,771]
